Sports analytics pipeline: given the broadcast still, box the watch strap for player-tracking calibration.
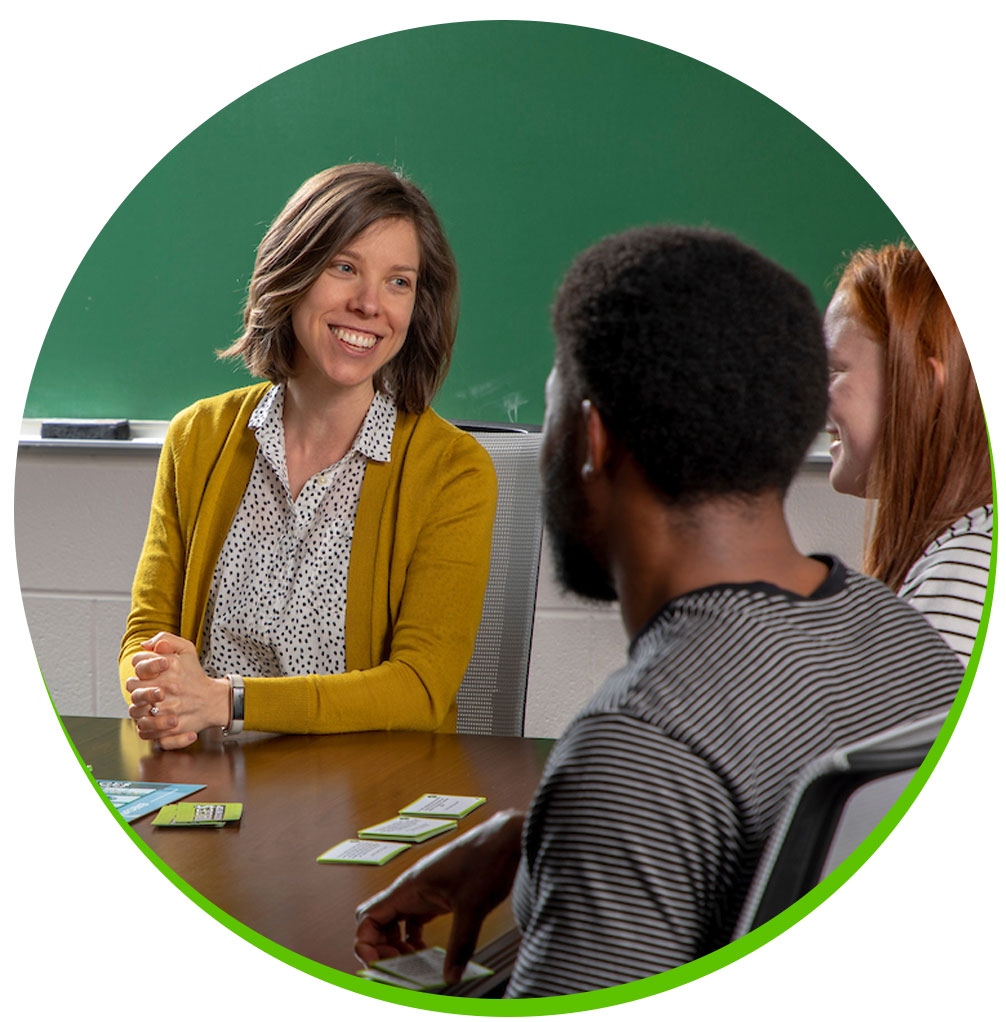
[223,675,245,735]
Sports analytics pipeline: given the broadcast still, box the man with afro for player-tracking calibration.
[354,226,961,996]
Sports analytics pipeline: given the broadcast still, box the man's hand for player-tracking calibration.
[354,809,525,984]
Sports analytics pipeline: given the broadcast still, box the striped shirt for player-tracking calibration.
[507,558,961,997]
[898,505,993,667]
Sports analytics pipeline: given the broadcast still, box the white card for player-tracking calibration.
[398,794,486,818]
[370,947,493,989]
[358,968,423,990]
[358,816,458,842]
[316,839,409,865]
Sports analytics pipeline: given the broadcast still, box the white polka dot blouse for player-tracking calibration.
[199,384,397,679]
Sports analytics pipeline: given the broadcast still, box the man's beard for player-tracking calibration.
[541,431,617,604]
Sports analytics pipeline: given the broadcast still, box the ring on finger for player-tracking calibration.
[150,705,159,717]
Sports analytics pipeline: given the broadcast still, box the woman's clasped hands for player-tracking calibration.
[126,632,231,750]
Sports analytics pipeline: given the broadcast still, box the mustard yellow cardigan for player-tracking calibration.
[119,383,497,734]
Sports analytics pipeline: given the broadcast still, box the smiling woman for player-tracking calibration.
[289,219,418,402]
[119,164,497,748]
[824,243,993,665]
[284,218,421,497]
[823,293,886,498]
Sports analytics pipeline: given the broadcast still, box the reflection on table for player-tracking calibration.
[63,716,553,994]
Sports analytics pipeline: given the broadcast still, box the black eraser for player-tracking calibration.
[41,419,131,440]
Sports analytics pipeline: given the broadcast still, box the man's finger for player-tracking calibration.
[404,917,429,951]
[355,895,392,925]
[354,915,414,965]
[353,940,381,966]
[356,883,444,926]
[443,906,483,984]
[354,937,412,965]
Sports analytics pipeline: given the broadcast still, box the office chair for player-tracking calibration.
[454,426,544,737]
[732,710,948,938]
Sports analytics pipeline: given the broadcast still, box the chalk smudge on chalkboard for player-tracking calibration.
[458,381,497,401]
[503,393,527,423]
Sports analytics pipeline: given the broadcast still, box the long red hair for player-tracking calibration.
[837,244,992,590]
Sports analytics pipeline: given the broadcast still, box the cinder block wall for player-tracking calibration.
[15,446,865,738]
[525,468,866,736]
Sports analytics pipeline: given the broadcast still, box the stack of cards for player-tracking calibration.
[317,840,410,865]
[399,794,486,819]
[318,793,484,865]
[98,779,206,822]
[152,802,243,828]
[357,816,458,843]
[360,947,494,991]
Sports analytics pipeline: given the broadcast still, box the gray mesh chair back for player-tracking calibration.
[455,427,543,736]
[732,710,947,938]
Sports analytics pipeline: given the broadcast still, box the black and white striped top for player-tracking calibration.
[898,505,993,667]
[507,558,962,998]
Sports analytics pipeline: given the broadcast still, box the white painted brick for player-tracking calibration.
[525,610,628,738]
[95,598,132,717]
[22,594,95,715]
[786,466,866,570]
[14,447,158,592]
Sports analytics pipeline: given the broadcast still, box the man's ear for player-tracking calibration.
[581,399,610,480]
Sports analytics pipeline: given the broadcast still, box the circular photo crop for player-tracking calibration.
[12,13,995,1018]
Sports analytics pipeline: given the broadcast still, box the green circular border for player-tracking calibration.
[38,21,994,1016]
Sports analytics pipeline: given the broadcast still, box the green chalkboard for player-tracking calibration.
[26,21,907,425]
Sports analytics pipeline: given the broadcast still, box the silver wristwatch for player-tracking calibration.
[223,674,245,736]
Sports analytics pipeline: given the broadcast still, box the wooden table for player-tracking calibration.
[63,717,553,994]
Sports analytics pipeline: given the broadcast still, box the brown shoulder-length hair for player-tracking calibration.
[219,163,458,414]
[838,243,992,590]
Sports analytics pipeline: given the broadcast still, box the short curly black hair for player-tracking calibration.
[552,225,827,503]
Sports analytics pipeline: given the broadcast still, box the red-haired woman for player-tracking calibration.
[825,243,992,666]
